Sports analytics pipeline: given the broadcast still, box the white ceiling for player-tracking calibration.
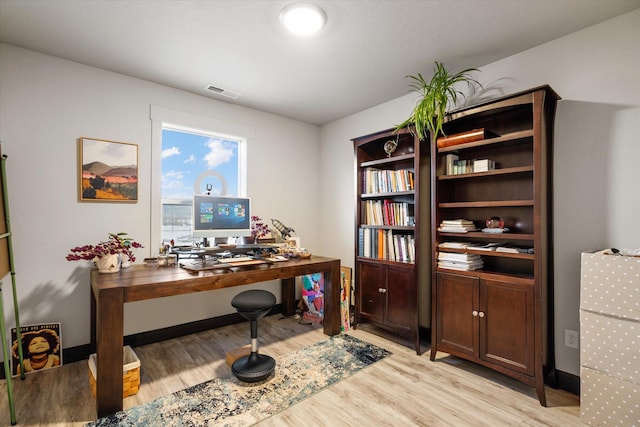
[1,0,638,125]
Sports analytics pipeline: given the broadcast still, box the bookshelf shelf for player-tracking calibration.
[438,165,534,180]
[438,129,534,153]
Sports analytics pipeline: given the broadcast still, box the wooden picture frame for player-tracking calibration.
[79,137,138,202]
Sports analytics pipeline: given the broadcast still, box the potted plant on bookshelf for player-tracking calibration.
[395,61,482,141]
[66,232,143,273]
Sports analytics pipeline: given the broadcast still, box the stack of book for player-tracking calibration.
[438,219,477,233]
[437,252,484,271]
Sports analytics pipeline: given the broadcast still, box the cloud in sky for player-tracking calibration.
[162,146,180,158]
[204,139,234,168]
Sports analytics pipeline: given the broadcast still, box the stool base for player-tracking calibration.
[231,352,275,383]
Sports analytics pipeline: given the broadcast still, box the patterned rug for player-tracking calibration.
[87,334,391,426]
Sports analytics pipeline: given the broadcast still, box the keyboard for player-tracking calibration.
[225,256,254,263]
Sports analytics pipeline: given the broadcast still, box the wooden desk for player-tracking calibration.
[90,255,341,418]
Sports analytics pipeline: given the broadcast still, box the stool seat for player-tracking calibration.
[230,289,276,383]
[231,289,276,314]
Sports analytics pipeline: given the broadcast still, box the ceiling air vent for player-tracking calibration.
[205,84,241,99]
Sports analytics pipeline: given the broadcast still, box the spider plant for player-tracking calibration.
[395,62,482,140]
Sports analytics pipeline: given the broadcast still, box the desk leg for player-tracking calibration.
[323,260,342,336]
[281,277,296,317]
[90,287,96,354]
[95,288,124,418]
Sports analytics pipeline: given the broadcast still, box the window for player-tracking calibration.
[150,105,252,252]
[160,126,246,245]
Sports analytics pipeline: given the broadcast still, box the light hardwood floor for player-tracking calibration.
[0,315,581,426]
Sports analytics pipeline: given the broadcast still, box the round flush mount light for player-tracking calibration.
[280,3,327,36]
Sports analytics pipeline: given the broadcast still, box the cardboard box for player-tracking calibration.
[580,366,639,426]
[88,345,140,398]
[580,251,640,426]
[580,310,639,382]
[580,251,640,321]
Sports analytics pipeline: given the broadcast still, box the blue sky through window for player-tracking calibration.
[161,128,240,200]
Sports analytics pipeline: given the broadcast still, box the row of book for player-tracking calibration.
[443,154,496,175]
[437,252,483,271]
[362,199,413,226]
[363,167,414,194]
[358,228,415,262]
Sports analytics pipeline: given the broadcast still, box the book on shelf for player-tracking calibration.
[437,128,489,149]
[437,252,482,262]
[362,200,413,226]
[469,243,500,251]
[439,241,470,249]
[438,261,484,271]
[496,246,534,254]
[358,228,414,262]
[453,159,475,175]
[363,168,415,194]
[438,219,478,233]
[437,252,484,271]
[473,159,496,173]
[444,153,459,175]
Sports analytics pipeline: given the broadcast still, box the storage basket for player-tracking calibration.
[88,345,140,398]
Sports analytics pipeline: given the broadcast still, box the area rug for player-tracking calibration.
[87,334,391,426]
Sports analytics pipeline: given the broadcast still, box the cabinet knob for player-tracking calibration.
[378,288,387,293]
[478,311,485,318]
[472,310,479,317]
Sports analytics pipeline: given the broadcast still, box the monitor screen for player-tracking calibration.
[192,195,251,239]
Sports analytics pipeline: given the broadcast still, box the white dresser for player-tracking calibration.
[580,251,640,426]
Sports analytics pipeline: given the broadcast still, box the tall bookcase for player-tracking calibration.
[353,126,428,354]
[430,86,560,406]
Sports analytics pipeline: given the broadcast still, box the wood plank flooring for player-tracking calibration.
[0,315,581,426]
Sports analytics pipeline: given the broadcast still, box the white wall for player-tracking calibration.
[320,9,640,376]
[0,44,322,350]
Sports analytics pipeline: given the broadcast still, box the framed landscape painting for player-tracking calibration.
[79,137,138,202]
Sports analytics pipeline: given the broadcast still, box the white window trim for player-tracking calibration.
[150,105,253,252]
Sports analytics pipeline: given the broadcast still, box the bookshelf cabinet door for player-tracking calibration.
[385,265,416,333]
[436,272,479,358]
[479,278,534,375]
[357,262,385,324]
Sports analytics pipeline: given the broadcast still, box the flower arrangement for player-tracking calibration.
[66,232,143,263]
[250,216,271,241]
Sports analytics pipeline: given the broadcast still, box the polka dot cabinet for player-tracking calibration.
[580,251,640,426]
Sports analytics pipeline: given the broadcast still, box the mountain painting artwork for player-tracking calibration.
[79,137,138,202]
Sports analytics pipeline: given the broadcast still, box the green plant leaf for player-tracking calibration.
[396,62,482,140]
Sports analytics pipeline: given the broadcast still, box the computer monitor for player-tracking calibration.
[192,195,251,244]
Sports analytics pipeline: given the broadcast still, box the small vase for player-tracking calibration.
[95,254,121,273]
[119,253,131,269]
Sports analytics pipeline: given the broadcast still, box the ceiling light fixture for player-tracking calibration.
[280,3,327,36]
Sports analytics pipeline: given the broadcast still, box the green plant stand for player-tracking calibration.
[0,149,24,425]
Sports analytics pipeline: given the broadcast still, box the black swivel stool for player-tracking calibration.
[230,289,276,382]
